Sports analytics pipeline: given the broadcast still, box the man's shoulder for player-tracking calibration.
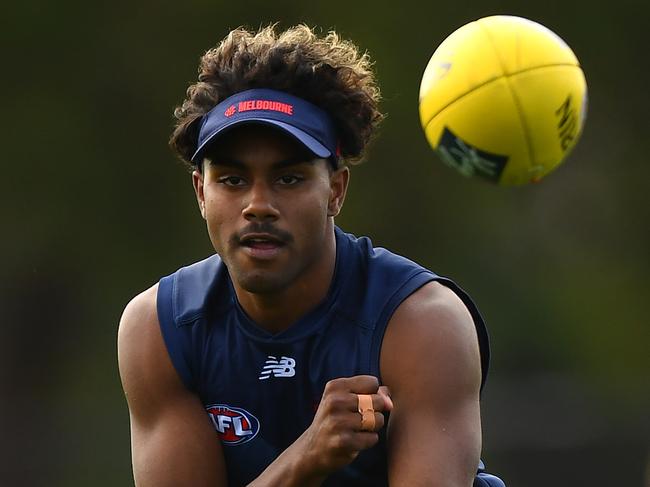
[381,279,482,396]
[117,284,164,387]
[117,282,205,431]
[118,253,226,346]
[392,280,475,330]
[119,284,160,340]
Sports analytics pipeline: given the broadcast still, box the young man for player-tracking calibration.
[118,25,504,486]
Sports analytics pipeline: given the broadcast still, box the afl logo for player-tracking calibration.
[205,404,260,445]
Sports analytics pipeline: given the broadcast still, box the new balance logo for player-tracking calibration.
[259,355,296,380]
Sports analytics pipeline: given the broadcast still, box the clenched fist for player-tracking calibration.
[299,375,393,477]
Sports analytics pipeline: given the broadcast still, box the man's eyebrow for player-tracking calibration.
[206,156,245,168]
[207,154,318,169]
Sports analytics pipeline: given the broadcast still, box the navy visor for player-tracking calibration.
[191,88,339,164]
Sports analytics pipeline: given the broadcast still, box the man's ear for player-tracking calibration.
[192,169,206,220]
[328,165,350,217]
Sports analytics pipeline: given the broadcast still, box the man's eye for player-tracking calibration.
[278,175,302,185]
[219,176,246,186]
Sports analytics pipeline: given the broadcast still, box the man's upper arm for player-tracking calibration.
[380,280,482,487]
[117,284,227,487]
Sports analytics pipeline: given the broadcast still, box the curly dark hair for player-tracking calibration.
[169,24,384,168]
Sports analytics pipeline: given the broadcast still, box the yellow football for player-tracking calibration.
[419,15,588,185]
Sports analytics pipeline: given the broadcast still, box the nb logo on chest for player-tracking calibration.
[259,355,296,380]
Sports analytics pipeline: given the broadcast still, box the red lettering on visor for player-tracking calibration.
[237,100,294,115]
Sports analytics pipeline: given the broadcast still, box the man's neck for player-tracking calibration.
[232,228,337,335]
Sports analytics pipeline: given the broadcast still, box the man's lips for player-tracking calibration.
[231,225,294,260]
[247,241,281,249]
[238,233,286,248]
[237,232,288,259]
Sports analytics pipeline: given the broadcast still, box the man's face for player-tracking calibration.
[192,124,348,295]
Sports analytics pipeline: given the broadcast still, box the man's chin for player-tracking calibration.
[233,270,290,295]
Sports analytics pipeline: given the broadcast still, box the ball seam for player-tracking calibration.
[478,21,537,182]
[420,62,578,129]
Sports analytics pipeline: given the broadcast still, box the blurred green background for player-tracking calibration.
[2,0,648,485]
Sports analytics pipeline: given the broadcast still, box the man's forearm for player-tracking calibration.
[247,434,325,487]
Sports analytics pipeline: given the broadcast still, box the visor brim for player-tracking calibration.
[191,118,332,163]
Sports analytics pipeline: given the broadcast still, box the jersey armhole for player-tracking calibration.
[157,274,196,392]
[434,277,491,393]
[369,273,490,393]
[369,270,436,379]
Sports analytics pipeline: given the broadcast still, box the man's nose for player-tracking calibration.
[242,181,280,221]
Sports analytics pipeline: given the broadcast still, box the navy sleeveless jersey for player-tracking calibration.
[157,227,499,486]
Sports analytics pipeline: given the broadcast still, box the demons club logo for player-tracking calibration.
[205,404,260,445]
